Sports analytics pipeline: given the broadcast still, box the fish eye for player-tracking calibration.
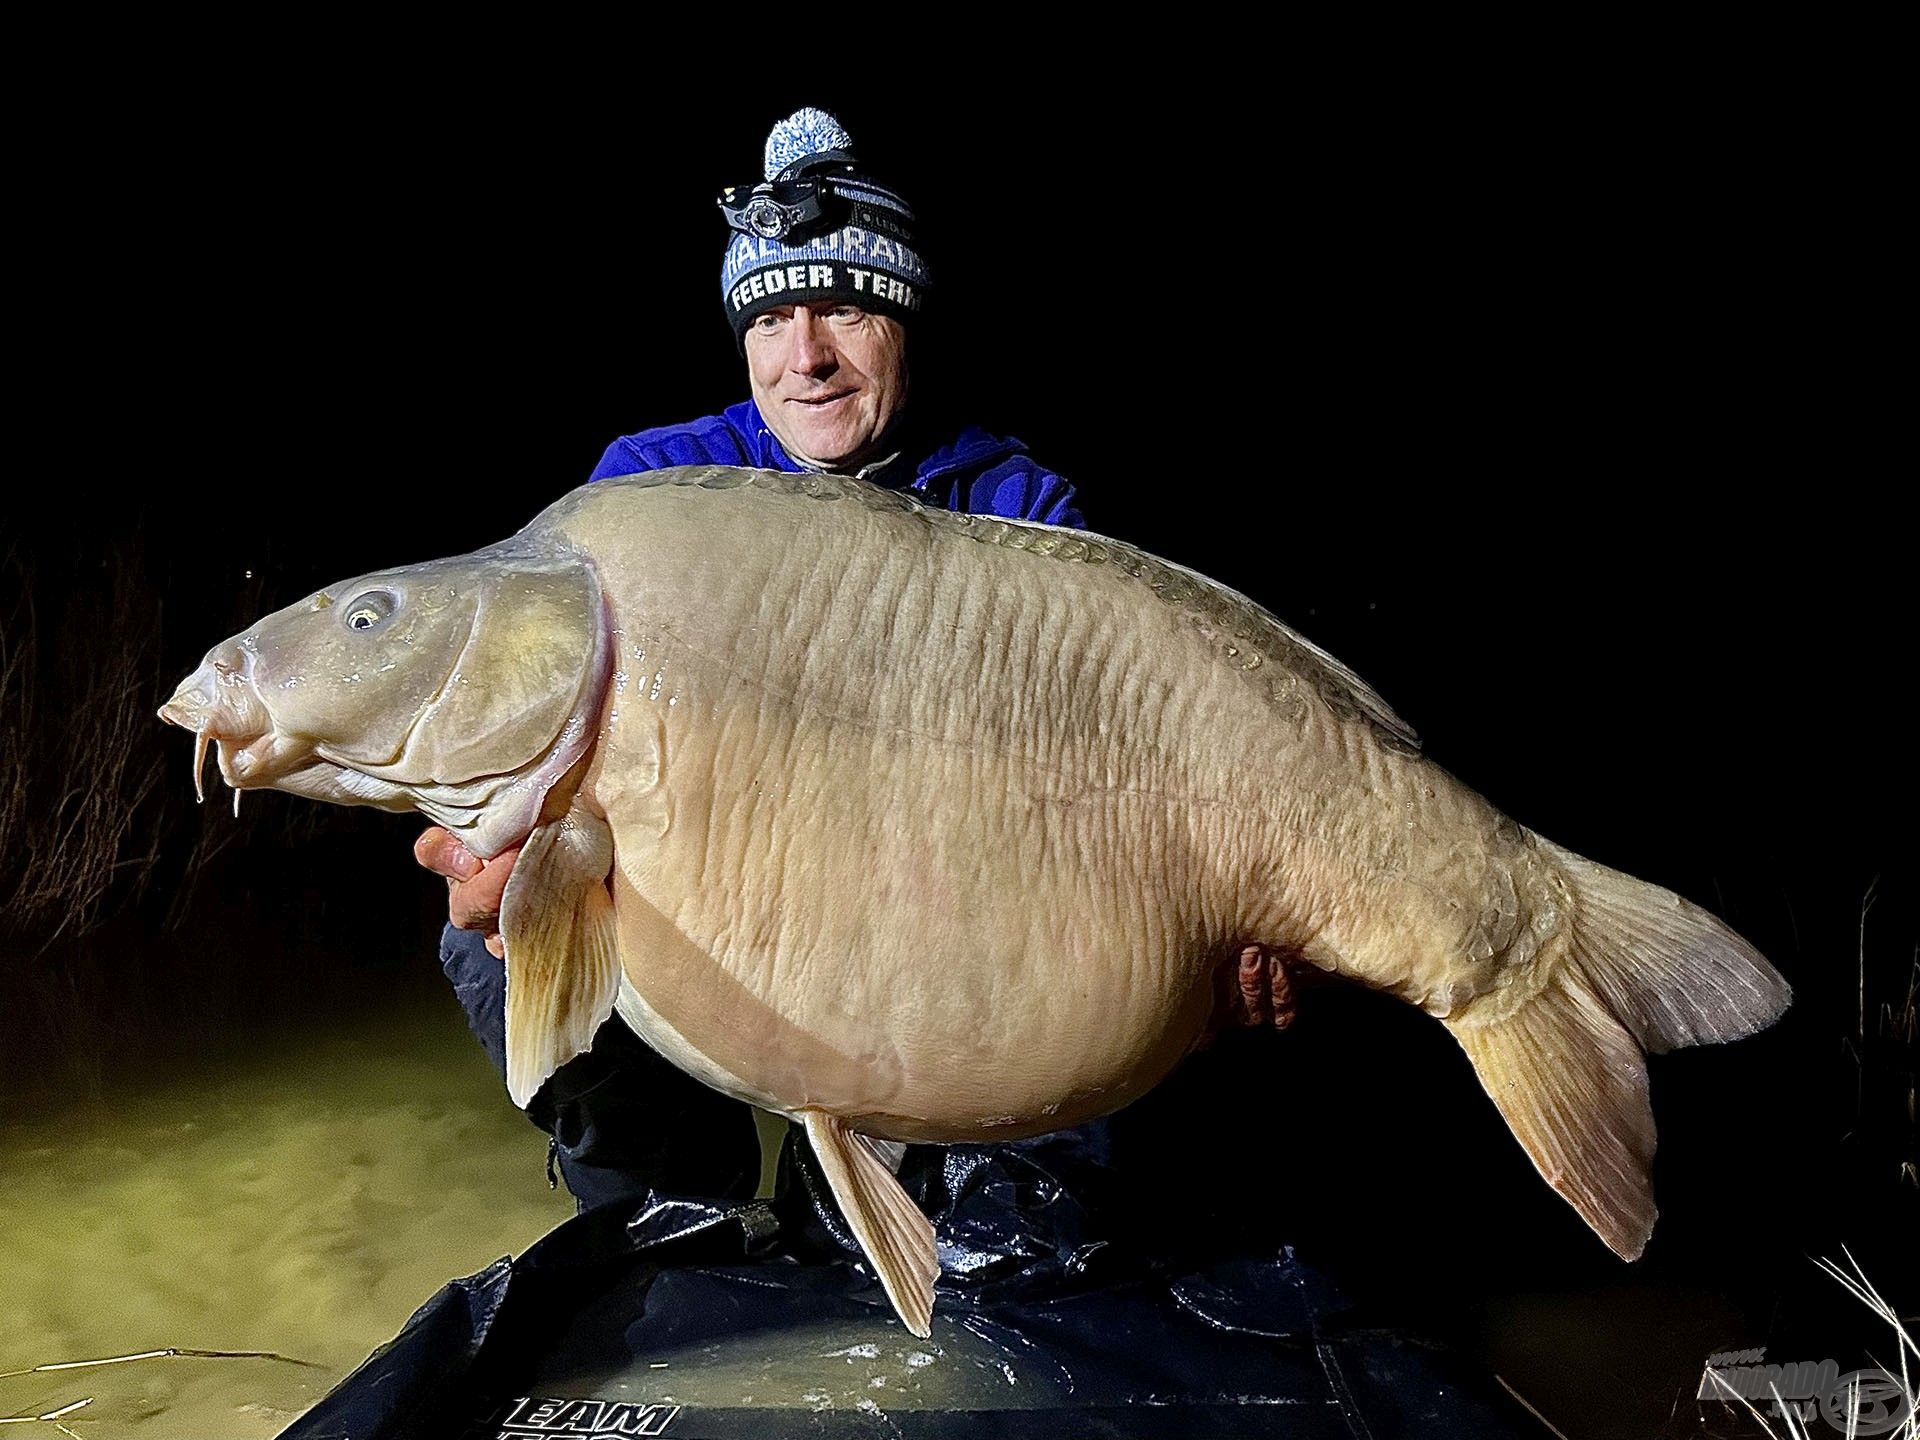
[343,589,398,632]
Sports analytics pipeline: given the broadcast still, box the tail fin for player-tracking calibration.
[1443,837,1791,1259]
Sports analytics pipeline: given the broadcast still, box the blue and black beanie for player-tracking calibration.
[718,108,930,347]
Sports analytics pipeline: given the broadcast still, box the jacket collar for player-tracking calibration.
[723,399,1026,489]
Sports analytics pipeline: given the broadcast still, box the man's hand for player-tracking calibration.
[1233,945,1297,1030]
[414,826,521,959]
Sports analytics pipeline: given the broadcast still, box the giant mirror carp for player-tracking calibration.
[160,465,1790,1336]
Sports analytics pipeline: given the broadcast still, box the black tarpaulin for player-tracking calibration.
[282,1142,1535,1440]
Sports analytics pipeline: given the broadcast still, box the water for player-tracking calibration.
[0,1001,574,1437]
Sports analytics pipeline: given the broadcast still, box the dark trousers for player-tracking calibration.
[439,923,761,1209]
[439,922,1124,1289]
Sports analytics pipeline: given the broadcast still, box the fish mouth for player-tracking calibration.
[158,710,307,811]
[159,651,309,807]
[212,731,310,790]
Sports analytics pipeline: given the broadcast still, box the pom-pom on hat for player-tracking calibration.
[718,108,930,347]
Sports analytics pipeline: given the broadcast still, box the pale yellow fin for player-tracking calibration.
[500,805,618,1108]
[802,1111,938,1337]
[1446,835,1791,1259]
[1534,837,1791,1053]
[1450,979,1658,1257]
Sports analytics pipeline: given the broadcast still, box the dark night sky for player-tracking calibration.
[12,42,1912,1370]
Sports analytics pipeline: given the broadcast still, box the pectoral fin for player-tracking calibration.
[802,1111,938,1337]
[500,805,617,1108]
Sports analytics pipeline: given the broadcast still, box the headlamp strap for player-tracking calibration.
[843,198,916,248]
[719,168,919,250]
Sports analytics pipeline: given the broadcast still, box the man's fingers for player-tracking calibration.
[414,826,482,882]
[1268,953,1295,1030]
[448,844,521,932]
[418,825,509,956]
[1236,946,1271,1028]
[1228,946,1300,1031]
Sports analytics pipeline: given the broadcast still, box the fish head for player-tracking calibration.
[160,543,609,857]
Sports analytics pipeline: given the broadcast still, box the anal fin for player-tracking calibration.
[802,1111,938,1337]
[500,804,618,1108]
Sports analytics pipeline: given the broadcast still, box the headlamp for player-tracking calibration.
[718,150,921,246]
[718,178,830,242]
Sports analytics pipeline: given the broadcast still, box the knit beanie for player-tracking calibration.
[718,107,930,346]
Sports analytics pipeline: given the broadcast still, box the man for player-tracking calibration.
[593,104,1082,523]
[417,108,1084,1213]
[416,108,1288,1236]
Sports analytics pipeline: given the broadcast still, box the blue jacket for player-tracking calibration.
[589,399,1084,529]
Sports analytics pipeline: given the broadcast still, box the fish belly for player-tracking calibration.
[600,730,1225,1142]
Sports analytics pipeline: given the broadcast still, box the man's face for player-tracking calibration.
[744,303,908,470]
